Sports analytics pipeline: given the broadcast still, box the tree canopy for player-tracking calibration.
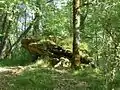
[0,0,120,89]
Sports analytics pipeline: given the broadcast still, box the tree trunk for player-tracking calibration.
[72,0,81,67]
[33,12,40,38]
[5,17,37,58]
[0,12,11,59]
[21,38,93,66]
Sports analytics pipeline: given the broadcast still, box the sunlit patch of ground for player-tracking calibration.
[0,63,119,90]
[0,65,89,90]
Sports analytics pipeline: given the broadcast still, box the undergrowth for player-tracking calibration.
[0,48,31,67]
[6,66,104,90]
[0,39,120,90]
[0,58,120,90]
[1,64,119,90]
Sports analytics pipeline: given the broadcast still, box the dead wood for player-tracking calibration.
[21,38,95,67]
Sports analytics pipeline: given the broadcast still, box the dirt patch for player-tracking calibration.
[0,66,25,90]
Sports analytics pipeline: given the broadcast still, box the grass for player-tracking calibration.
[4,67,103,90]
[0,44,120,90]
[0,60,120,90]
[0,48,31,67]
[0,61,104,90]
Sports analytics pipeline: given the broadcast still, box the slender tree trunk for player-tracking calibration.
[33,12,40,38]
[72,0,81,67]
[0,12,11,59]
[5,17,37,58]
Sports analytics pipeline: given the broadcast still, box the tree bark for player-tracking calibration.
[33,12,40,37]
[0,12,11,59]
[72,0,81,67]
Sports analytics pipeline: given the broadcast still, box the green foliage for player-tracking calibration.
[0,66,120,90]
[58,38,89,52]
[0,0,120,89]
[0,48,31,67]
[2,65,120,90]
[9,68,56,90]
[1,66,106,90]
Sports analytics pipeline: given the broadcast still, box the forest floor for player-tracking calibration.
[0,64,103,90]
[0,62,120,90]
[0,66,26,90]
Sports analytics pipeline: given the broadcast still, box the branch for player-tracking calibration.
[47,0,54,3]
[80,2,89,30]
[5,17,37,57]
[82,2,93,6]
[13,18,36,47]
[103,23,118,47]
